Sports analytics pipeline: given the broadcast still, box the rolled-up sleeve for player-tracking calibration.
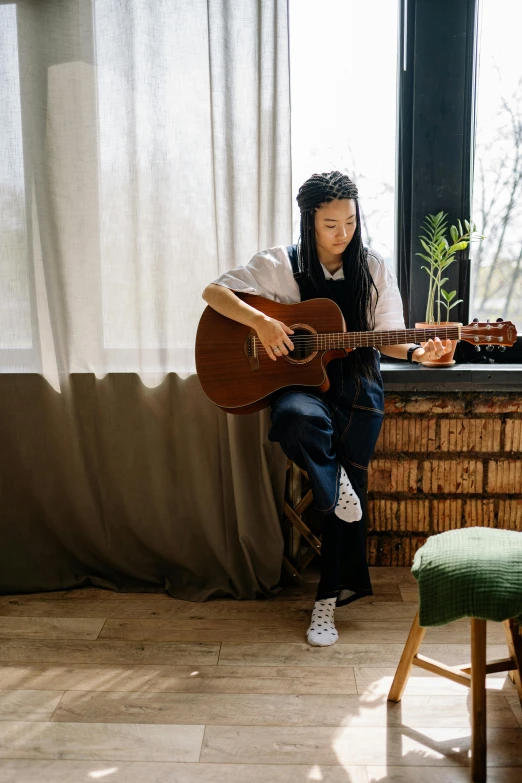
[369,250,406,331]
[211,246,300,303]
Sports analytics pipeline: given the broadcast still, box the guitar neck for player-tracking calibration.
[317,325,461,350]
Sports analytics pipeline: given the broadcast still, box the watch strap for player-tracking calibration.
[407,344,422,363]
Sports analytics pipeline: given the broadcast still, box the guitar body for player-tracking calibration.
[195,295,348,413]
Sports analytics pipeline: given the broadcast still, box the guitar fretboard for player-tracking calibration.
[254,326,462,351]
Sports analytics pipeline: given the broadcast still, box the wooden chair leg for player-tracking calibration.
[503,618,522,705]
[471,618,487,783]
[281,555,301,584]
[388,609,426,702]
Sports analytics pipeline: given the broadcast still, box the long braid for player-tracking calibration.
[296,171,380,380]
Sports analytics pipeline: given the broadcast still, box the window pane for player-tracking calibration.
[0,4,32,350]
[289,0,399,266]
[470,0,522,323]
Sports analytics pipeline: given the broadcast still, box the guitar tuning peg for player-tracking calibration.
[486,318,490,324]
[474,345,481,352]
[498,345,506,352]
[486,345,494,352]
[496,317,503,322]
[473,317,479,323]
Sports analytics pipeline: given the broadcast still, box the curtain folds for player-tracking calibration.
[0,0,292,599]
[0,374,288,600]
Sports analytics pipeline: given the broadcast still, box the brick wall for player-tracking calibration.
[367,392,522,566]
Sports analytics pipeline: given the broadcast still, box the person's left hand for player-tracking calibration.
[413,337,453,362]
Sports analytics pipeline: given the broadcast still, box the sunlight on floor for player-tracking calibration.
[359,672,509,699]
[88,768,119,779]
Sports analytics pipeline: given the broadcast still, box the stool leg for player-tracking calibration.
[388,610,426,702]
[471,618,487,783]
[503,618,522,706]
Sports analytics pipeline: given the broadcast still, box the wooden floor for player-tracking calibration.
[0,567,521,782]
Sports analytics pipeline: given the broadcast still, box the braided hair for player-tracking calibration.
[296,170,380,380]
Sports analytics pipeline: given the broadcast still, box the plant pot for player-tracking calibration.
[414,322,462,367]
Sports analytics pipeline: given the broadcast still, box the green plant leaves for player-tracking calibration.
[418,211,484,324]
[450,241,468,252]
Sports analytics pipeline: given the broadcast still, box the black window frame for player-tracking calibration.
[395,0,522,364]
[396,0,478,329]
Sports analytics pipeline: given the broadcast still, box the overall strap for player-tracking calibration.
[287,244,309,302]
[286,244,300,279]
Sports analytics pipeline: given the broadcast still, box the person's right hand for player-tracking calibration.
[254,315,295,361]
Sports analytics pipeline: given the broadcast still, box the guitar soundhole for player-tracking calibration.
[287,327,316,363]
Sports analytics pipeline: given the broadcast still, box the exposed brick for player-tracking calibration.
[398,499,431,532]
[464,499,496,528]
[375,418,436,453]
[422,459,483,494]
[432,499,463,532]
[439,418,501,452]
[383,395,466,416]
[367,534,379,566]
[401,397,466,415]
[487,460,522,494]
[369,499,430,532]
[498,499,522,531]
[505,420,522,452]
[472,397,522,414]
[383,396,406,415]
[367,534,427,567]
[369,459,418,493]
[389,537,414,567]
[369,499,399,531]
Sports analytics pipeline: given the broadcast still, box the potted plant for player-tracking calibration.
[415,211,484,366]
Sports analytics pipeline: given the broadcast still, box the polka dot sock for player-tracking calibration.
[334,465,362,523]
[306,597,338,647]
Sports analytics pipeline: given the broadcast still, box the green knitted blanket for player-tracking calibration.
[411,527,522,627]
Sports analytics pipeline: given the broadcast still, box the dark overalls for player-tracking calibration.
[268,245,384,606]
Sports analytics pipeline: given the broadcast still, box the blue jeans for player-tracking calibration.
[269,355,384,605]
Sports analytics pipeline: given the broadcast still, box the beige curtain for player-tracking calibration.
[0,0,291,599]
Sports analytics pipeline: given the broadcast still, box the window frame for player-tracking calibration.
[396,0,479,330]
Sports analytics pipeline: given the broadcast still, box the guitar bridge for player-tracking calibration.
[245,331,260,371]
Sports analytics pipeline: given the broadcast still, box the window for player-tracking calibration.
[470,0,522,324]
[0,4,32,365]
[289,0,400,266]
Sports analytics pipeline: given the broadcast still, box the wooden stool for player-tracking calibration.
[281,459,322,584]
[388,612,522,782]
[388,528,522,783]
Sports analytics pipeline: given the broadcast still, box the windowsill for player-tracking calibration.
[381,362,522,392]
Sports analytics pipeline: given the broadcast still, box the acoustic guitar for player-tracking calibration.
[195,294,517,414]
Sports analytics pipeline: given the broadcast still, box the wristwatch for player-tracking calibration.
[407,344,422,363]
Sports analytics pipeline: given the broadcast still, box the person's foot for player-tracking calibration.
[334,465,362,523]
[306,597,338,646]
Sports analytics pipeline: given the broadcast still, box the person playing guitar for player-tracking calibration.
[202,170,452,647]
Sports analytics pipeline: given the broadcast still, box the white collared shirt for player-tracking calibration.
[212,245,406,331]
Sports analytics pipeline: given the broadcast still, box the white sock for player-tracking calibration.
[334,465,362,523]
[306,597,338,646]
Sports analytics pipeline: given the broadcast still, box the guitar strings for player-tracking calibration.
[252,330,464,345]
[252,332,463,343]
[250,327,499,353]
[251,329,480,342]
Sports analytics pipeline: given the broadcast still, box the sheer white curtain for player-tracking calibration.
[0,0,292,385]
[0,0,292,601]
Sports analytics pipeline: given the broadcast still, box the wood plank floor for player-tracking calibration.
[0,567,521,782]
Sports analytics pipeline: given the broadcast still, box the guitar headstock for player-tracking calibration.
[461,318,517,352]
